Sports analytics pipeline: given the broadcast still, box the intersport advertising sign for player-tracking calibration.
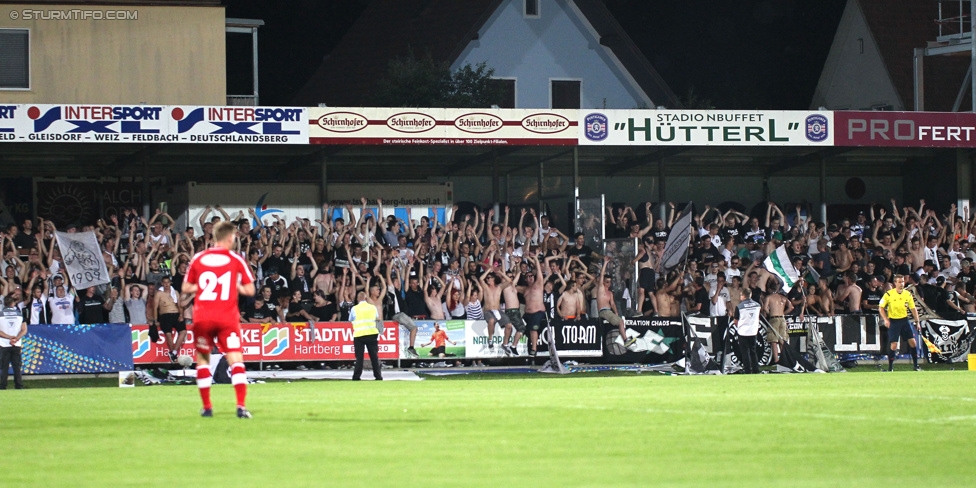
[0,104,308,143]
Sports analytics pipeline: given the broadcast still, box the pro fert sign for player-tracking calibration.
[834,111,976,147]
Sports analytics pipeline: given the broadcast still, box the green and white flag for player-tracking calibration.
[763,245,800,292]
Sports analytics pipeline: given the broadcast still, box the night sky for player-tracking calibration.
[224,0,848,109]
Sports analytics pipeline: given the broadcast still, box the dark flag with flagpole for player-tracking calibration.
[661,202,694,273]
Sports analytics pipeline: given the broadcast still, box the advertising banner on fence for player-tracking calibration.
[465,320,529,358]
[132,322,398,364]
[169,106,308,144]
[579,110,833,146]
[0,105,308,144]
[23,324,133,374]
[834,111,976,148]
[309,108,578,146]
[2,104,170,143]
[407,320,466,359]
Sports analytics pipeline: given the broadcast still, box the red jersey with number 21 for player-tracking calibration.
[186,248,254,326]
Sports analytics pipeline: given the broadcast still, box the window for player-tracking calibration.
[488,78,516,108]
[0,29,29,89]
[524,0,540,18]
[551,80,580,109]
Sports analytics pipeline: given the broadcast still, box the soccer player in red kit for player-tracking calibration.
[182,221,256,418]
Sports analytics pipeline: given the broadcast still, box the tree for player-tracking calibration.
[371,51,504,108]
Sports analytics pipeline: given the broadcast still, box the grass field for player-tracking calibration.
[8,368,976,487]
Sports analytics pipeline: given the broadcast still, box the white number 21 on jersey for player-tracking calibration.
[199,271,231,301]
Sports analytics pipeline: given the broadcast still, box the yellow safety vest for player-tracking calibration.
[351,301,379,337]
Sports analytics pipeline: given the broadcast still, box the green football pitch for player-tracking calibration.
[8,368,976,487]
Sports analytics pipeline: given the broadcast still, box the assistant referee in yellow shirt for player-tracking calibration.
[878,275,922,371]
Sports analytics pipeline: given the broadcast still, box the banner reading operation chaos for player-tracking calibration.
[579,110,833,146]
[0,104,308,143]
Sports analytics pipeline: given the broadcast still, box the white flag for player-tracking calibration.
[56,231,110,289]
[763,245,800,292]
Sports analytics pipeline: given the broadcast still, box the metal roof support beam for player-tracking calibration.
[657,158,666,222]
[320,157,328,206]
[915,47,926,111]
[819,154,827,224]
[953,63,973,112]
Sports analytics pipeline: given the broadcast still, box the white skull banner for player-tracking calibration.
[56,231,110,289]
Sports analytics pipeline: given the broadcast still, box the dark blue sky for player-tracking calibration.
[225,0,847,109]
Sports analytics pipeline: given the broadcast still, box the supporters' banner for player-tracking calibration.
[661,202,693,272]
[132,322,398,363]
[579,110,833,146]
[1,104,169,143]
[786,315,810,336]
[686,314,976,364]
[784,315,833,354]
[775,339,818,373]
[721,321,773,373]
[22,324,133,374]
[406,320,466,359]
[764,245,800,292]
[603,318,686,364]
[920,319,975,363]
[309,108,578,145]
[820,314,885,354]
[55,230,110,288]
[834,111,976,148]
[686,314,717,353]
[530,319,603,357]
[465,320,529,359]
[169,106,308,144]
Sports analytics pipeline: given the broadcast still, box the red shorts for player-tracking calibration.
[192,321,244,355]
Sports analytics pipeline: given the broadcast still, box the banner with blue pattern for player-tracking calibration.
[19,324,133,374]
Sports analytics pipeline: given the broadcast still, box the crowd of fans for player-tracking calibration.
[1,196,973,361]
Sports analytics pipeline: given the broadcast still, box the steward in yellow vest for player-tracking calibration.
[349,292,383,381]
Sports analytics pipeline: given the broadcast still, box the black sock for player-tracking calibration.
[910,347,918,368]
[888,350,896,370]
